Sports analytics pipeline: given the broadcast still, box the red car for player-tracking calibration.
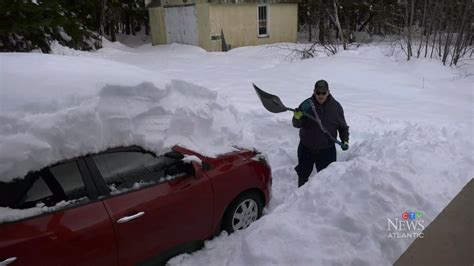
[0,145,271,266]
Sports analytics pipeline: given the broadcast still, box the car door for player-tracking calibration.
[85,148,213,266]
[0,159,117,266]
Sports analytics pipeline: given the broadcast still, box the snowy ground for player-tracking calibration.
[1,39,473,265]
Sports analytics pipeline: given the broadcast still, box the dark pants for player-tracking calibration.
[295,143,336,187]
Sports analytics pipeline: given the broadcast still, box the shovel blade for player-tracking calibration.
[253,83,289,113]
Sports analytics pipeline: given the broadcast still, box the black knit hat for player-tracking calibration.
[314,80,329,91]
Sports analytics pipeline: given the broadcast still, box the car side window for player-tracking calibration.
[0,160,88,210]
[92,151,191,194]
[50,161,88,202]
[23,176,52,204]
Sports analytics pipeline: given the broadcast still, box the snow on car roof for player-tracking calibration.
[0,54,245,182]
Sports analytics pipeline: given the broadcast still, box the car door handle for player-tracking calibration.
[117,212,145,224]
[0,257,17,265]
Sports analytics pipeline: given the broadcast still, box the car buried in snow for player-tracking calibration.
[0,145,271,266]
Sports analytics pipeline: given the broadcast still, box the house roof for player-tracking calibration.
[147,0,299,8]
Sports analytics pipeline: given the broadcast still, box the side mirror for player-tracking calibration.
[202,162,211,171]
[190,161,211,178]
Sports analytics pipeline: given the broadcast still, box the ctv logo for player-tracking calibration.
[387,211,425,239]
[401,211,423,220]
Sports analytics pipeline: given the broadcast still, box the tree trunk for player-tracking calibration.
[417,0,428,58]
[109,19,116,42]
[430,2,440,59]
[125,13,131,35]
[318,7,325,43]
[406,0,415,60]
[442,21,454,65]
[437,0,445,58]
[100,0,107,45]
[357,10,374,32]
[333,0,346,50]
[308,12,313,42]
[451,0,471,66]
[425,0,438,58]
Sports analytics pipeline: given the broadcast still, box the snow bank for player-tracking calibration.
[170,117,473,266]
[0,54,245,181]
[142,44,472,266]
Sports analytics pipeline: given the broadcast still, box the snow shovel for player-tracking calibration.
[253,83,343,147]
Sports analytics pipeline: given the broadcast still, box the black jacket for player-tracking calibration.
[292,94,349,151]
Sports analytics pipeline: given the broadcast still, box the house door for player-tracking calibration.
[164,5,198,46]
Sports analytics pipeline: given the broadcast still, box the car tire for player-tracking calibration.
[222,191,263,234]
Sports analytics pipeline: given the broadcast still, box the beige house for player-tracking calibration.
[147,0,299,51]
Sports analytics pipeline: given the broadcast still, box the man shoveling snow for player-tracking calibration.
[253,80,349,187]
[292,80,350,187]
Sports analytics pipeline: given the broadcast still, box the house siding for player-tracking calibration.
[208,3,297,51]
[149,2,298,51]
[149,7,167,45]
[267,4,298,44]
[196,4,211,50]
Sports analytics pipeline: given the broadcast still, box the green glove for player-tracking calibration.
[341,141,349,151]
[294,110,303,120]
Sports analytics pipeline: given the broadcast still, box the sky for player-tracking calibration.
[1,38,473,265]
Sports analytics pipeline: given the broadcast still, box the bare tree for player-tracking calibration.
[401,0,416,60]
[325,0,346,50]
[294,0,472,65]
[99,0,107,45]
[416,0,428,58]
[333,0,346,49]
[450,0,473,66]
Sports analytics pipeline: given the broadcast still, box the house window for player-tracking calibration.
[258,5,268,37]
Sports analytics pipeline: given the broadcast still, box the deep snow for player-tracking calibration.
[0,54,243,180]
[1,40,473,265]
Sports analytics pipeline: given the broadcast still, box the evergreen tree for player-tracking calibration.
[0,0,149,53]
[0,0,100,53]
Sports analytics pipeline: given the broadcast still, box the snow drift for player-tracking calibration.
[169,118,473,265]
[0,54,245,181]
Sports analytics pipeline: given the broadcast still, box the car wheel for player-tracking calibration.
[222,192,263,234]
